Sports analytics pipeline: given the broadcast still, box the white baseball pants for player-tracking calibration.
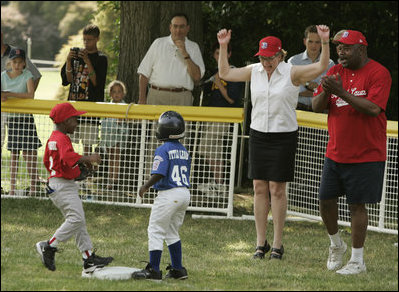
[48,177,93,253]
[148,187,190,251]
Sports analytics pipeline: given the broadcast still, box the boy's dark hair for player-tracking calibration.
[83,24,100,38]
[171,12,189,25]
[212,42,232,54]
[304,25,317,38]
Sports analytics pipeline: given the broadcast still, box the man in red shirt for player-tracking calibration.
[36,102,113,273]
[313,30,391,275]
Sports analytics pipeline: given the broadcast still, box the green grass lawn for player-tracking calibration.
[2,69,398,291]
[1,198,397,291]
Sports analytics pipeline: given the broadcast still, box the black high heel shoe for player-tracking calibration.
[270,245,284,260]
[253,240,271,259]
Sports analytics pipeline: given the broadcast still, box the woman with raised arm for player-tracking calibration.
[217,25,330,260]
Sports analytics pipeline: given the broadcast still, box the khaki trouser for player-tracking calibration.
[147,88,193,106]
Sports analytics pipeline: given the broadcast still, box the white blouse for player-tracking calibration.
[250,62,299,133]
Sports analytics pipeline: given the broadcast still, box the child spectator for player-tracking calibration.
[198,42,244,197]
[132,111,191,281]
[61,24,108,194]
[61,24,108,157]
[1,48,42,196]
[100,80,129,191]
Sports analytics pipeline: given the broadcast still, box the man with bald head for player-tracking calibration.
[137,13,205,106]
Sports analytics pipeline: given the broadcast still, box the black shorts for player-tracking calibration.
[319,158,385,204]
[7,114,42,151]
[248,129,298,182]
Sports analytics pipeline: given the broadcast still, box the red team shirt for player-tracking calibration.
[314,59,391,163]
[43,131,82,180]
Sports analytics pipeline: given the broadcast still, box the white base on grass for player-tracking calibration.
[82,266,140,280]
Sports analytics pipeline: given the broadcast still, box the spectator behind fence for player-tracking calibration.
[1,48,42,196]
[99,80,129,191]
[1,32,42,195]
[61,24,108,156]
[217,26,330,260]
[37,102,113,273]
[137,13,205,182]
[198,42,244,197]
[1,32,42,89]
[288,25,335,111]
[312,30,392,275]
[137,12,205,106]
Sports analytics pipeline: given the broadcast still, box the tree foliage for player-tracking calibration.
[2,1,98,60]
[1,4,28,49]
[58,1,98,38]
[2,1,397,119]
[201,1,398,120]
[105,0,399,120]
[95,1,121,99]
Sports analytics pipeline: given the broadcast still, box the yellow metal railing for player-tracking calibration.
[3,99,396,136]
[1,99,244,123]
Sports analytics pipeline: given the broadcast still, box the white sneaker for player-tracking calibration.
[327,240,347,270]
[336,260,367,275]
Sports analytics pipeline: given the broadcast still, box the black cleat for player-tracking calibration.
[36,241,58,271]
[83,252,114,272]
[165,264,188,280]
[132,263,162,280]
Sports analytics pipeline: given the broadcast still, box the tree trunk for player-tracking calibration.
[118,1,203,103]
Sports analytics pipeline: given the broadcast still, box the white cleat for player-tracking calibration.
[336,260,367,275]
[327,240,347,270]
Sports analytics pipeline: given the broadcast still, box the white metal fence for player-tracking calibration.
[1,100,397,234]
[1,101,241,217]
[288,124,398,234]
[31,59,62,72]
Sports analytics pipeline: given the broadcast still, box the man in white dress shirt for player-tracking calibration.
[137,13,205,106]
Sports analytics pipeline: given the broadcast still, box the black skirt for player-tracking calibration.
[248,128,298,182]
[7,114,42,151]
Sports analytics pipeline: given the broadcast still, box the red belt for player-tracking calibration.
[150,85,189,92]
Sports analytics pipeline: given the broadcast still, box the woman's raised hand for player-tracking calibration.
[316,25,330,42]
[217,29,232,45]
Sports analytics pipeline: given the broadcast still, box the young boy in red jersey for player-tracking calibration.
[36,102,113,272]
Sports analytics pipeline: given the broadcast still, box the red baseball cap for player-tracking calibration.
[254,36,282,57]
[332,30,368,46]
[50,102,86,123]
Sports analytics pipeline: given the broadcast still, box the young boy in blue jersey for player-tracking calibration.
[132,111,191,281]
